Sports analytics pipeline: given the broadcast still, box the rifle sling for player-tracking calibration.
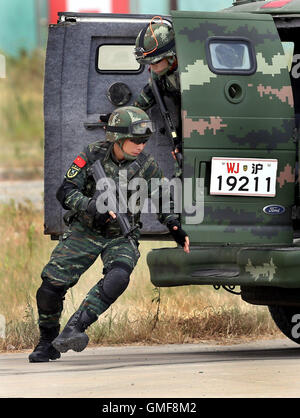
[126,152,148,181]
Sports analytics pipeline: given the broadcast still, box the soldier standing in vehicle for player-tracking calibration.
[134,18,182,165]
[28,106,189,363]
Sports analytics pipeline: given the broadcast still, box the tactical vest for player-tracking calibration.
[64,142,150,236]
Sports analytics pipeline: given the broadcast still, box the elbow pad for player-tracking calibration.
[56,179,77,210]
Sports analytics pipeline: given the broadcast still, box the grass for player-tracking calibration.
[0,50,44,177]
[0,51,282,351]
[0,201,281,352]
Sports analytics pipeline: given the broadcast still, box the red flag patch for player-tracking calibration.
[73,156,86,168]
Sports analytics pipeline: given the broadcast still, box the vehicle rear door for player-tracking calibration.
[44,12,175,238]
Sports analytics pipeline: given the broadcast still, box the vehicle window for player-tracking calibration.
[97,44,141,73]
[207,38,256,75]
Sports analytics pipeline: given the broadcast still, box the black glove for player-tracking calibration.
[86,197,98,216]
[167,219,187,247]
[86,198,111,227]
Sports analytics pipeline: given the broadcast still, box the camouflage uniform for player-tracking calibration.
[40,139,178,328]
[28,106,187,361]
[134,64,181,114]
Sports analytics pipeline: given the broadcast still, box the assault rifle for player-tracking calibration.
[151,78,182,167]
[91,159,139,257]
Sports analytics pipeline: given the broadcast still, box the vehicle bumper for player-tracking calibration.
[147,243,300,288]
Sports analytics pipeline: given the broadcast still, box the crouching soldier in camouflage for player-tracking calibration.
[29,106,189,363]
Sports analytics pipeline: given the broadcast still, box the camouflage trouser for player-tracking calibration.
[38,221,140,327]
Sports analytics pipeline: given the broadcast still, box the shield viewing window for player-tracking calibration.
[206,37,256,75]
[96,44,142,73]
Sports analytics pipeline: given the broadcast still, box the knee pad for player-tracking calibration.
[98,262,132,305]
[36,280,67,314]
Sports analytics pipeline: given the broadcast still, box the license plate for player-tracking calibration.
[210,157,278,197]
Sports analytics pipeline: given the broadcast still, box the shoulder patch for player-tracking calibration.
[73,155,86,168]
[66,164,81,179]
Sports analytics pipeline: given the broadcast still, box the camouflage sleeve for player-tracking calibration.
[58,150,91,212]
[134,81,156,111]
[143,156,179,225]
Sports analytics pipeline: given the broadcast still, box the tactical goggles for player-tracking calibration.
[106,120,156,136]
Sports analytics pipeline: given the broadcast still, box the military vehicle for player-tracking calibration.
[44,0,300,344]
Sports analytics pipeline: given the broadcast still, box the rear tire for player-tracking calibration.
[268,305,300,345]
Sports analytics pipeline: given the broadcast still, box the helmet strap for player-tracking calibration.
[168,56,177,72]
[116,138,137,161]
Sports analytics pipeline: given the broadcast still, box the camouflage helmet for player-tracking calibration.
[134,20,176,65]
[106,106,155,160]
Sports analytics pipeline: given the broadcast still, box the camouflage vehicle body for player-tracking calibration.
[149,3,300,289]
[44,1,300,343]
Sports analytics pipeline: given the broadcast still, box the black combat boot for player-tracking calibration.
[28,326,61,363]
[52,309,97,353]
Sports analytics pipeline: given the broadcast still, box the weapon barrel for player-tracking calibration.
[92,159,132,236]
[151,78,182,167]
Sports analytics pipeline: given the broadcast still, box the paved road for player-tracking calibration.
[1,339,300,398]
[1,182,300,399]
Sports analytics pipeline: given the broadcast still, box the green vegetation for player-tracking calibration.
[0,202,281,352]
[0,50,44,177]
